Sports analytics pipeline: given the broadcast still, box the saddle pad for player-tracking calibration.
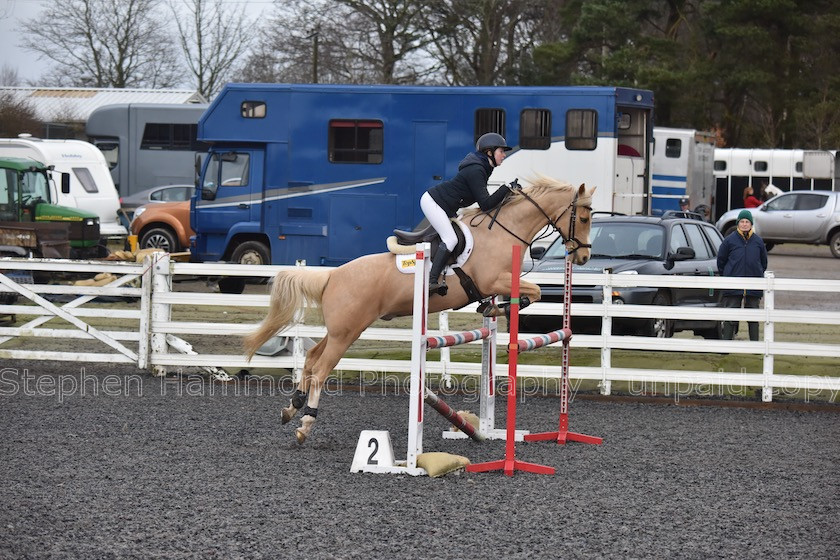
[394,220,474,275]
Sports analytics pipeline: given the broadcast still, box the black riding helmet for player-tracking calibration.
[476,132,512,153]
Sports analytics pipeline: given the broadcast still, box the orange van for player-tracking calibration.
[130,201,193,253]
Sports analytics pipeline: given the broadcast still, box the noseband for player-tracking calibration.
[549,191,592,255]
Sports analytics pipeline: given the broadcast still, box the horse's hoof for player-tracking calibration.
[295,428,307,444]
[281,408,296,424]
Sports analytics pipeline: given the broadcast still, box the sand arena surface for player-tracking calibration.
[1,363,837,559]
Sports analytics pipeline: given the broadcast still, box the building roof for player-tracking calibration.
[0,87,207,122]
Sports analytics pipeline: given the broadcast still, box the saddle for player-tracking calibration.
[386,221,483,303]
[388,221,466,262]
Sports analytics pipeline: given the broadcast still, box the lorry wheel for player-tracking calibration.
[140,227,178,252]
[231,241,270,265]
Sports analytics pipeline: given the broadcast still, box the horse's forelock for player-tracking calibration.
[577,190,593,208]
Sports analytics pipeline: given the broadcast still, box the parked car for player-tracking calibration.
[120,184,194,214]
[523,213,725,338]
[130,200,193,253]
[715,190,840,257]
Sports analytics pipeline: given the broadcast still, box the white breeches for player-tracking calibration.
[420,192,458,251]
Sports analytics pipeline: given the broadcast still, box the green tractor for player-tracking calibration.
[0,156,101,259]
[1,157,103,304]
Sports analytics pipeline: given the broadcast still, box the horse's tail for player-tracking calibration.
[243,268,331,360]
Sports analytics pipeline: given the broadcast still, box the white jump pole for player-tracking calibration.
[351,242,488,475]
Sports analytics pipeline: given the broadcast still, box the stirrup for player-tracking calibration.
[429,280,448,296]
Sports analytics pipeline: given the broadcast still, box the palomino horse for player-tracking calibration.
[244,177,594,443]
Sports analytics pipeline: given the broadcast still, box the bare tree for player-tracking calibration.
[20,0,181,88]
[422,0,549,85]
[238,0,437,85]
[0,92,41,137]
[169,0,253,99]
[0,64,21,86]
[336,0,437,84]
[236,0,330,83]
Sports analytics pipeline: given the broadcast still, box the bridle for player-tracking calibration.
[476,188,592,254]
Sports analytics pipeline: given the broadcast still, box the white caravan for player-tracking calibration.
[0,135,127,241]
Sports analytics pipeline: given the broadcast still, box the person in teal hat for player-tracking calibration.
[716,209,768,340]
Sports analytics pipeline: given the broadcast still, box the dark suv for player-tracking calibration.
[523,212,725,338]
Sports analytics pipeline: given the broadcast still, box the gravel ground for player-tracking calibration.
[1,362,837,560]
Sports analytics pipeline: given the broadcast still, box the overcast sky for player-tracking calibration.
[0,0,49,84]
[0,0,271,87]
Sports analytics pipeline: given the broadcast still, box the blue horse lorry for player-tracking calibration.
[190,83,658,270]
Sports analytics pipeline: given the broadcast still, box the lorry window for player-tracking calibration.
[519,109,551,150]
[241,101,266,118]
[202,152,250,199]
[141,123,201,150]
[474,108,505,145]
[328,120,383,164]
[566,109,597,150]
[665,139,682,158]
[221,153,249,186]
[72,167,99,193]
[754,161,768,172]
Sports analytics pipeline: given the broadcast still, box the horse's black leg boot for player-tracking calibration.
[428,247,451,295]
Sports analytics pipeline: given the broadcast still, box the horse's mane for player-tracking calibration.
[460,175,586,220]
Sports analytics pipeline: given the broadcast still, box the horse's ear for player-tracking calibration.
[577,183,586,195]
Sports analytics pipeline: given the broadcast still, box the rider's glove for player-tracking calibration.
[507,179,522,191]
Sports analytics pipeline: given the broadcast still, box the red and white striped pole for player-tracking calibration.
[524,254,602,445]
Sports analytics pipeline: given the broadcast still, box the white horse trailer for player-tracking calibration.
[713,147,839,220]
[650,127,716,216]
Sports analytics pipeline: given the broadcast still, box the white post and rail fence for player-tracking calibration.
[1,254,839,403]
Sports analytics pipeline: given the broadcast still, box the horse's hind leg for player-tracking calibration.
[294,332,360,444]
[281,336,327,424]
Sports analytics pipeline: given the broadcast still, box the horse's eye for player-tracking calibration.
[580,217,589,224]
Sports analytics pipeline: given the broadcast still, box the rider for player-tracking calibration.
[420,132,517,293]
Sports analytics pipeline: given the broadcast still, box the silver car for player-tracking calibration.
[715,191,840,257]
[120,184,194,213]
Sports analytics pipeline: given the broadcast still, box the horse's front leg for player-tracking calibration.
[518,279,542,304]
[282,337,326,424]
[481,273,542,317]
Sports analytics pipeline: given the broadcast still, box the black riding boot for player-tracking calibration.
[428,247,452,295]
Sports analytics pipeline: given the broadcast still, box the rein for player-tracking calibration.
[472,188,592,253]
